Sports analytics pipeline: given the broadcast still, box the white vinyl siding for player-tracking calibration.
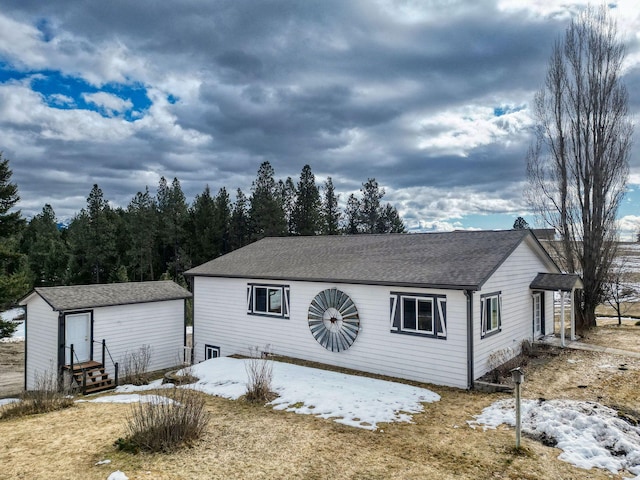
[193,277,468,388]
[473,237,556,379]
[25,295,59,390]
[92,300,185,379]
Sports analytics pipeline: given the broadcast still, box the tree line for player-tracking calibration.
[0,158,405,308]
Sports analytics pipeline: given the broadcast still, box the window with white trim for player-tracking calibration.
[390,292,446,338]
[481,292,501,338]
[247,284,290,318]
[205,345,220,360]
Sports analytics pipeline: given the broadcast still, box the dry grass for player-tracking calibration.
[0,326,638,479]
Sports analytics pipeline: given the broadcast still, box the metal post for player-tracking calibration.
[511,367,524,450]
[114,362,119,386]
[69,344,75,388]
[102,339,106,366]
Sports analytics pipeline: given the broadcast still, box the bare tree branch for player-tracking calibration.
[526,5,632,330]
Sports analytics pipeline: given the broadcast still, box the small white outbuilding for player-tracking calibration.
[19,280,191,392]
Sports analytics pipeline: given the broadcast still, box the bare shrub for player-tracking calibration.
[121,345,152,386]
[245,345,275,403]
[116,387,209,453]
[1,370,73,420]
[487,345,527,383]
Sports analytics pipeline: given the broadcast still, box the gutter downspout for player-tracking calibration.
[464,289,475,389]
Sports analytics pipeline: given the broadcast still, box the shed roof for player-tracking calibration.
[20,280,191,312]
[185,230,559,290]
[530,273,584,292]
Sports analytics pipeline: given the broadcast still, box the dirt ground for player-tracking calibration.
[0,341,24,398]
[0,325,638,479]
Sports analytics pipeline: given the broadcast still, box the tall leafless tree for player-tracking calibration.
[527,6,633,330]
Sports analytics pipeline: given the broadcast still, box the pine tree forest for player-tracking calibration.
[2,158,406,308]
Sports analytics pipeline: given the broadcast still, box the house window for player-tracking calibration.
[247,284,290,318]
[390,292,446,338]
[205,345,220,360]
[481,292,502,338]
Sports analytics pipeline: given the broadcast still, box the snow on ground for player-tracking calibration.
[0,308,25,343]
[0,398,19,406]
[77,394,176,405]
[114,379,175,393]
[182,357,440,430]
[469,398,640,477]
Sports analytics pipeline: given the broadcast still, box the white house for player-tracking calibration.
[185,230,582,389]
[19,280,191,393]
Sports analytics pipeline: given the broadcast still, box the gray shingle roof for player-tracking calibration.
[23,281,192,311]
[185,230,558,290]
[530,273,583,291]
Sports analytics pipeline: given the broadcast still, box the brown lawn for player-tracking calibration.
[0,324,639,480]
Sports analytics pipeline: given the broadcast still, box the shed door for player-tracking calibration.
[532,293,543,338]
[65,313,91,364]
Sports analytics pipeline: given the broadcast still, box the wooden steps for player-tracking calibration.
[66,361,116,395]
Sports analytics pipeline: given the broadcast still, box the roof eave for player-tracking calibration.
[189,272,479,291]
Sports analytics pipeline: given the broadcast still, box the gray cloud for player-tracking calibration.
[0,0,638,232]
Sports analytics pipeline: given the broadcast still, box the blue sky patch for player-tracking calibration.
[0,65,151,121]
[493,105,525,117]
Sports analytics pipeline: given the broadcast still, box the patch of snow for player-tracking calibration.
[0,398,19,406]
[95,459,111,465]
[1,308,24,322]
[0,308,25,342]
[107,471,129,480]
[182,357,440,430]
[77,394,175,405]
[114,379,174,393]
[468,398,640,477]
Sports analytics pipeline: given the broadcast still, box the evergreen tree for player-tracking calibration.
[249,161,287,240]
[321,177,341,235]
[188,185,217,266]
[126,187,158,281]
[376,203,406,233]
[344,193,361,234]
[157,177,189,277]
[213,187,232,255]
[229,189,251,250]
[279,177,296,235]
[291,165,321,236]
[67,184,118,284]
[20,204,68,286]
[0,155,23,238]
[0,156,30,308]
[342,178,405,234]
[360,178,384,234]
[513,216,530,230]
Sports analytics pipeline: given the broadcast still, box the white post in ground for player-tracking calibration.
[570,287,576,341]
[560,290,566,347]
[511,367,524,449]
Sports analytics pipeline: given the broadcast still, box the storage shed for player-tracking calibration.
[19,280,191,392]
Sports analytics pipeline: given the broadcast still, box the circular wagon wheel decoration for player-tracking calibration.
[308,288,360,352]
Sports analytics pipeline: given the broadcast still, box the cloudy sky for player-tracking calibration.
[1,0,640,236]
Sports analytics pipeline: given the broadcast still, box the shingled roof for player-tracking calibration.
[530,273,583,292]
[185,230,559,290]
[21,280,192,312]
